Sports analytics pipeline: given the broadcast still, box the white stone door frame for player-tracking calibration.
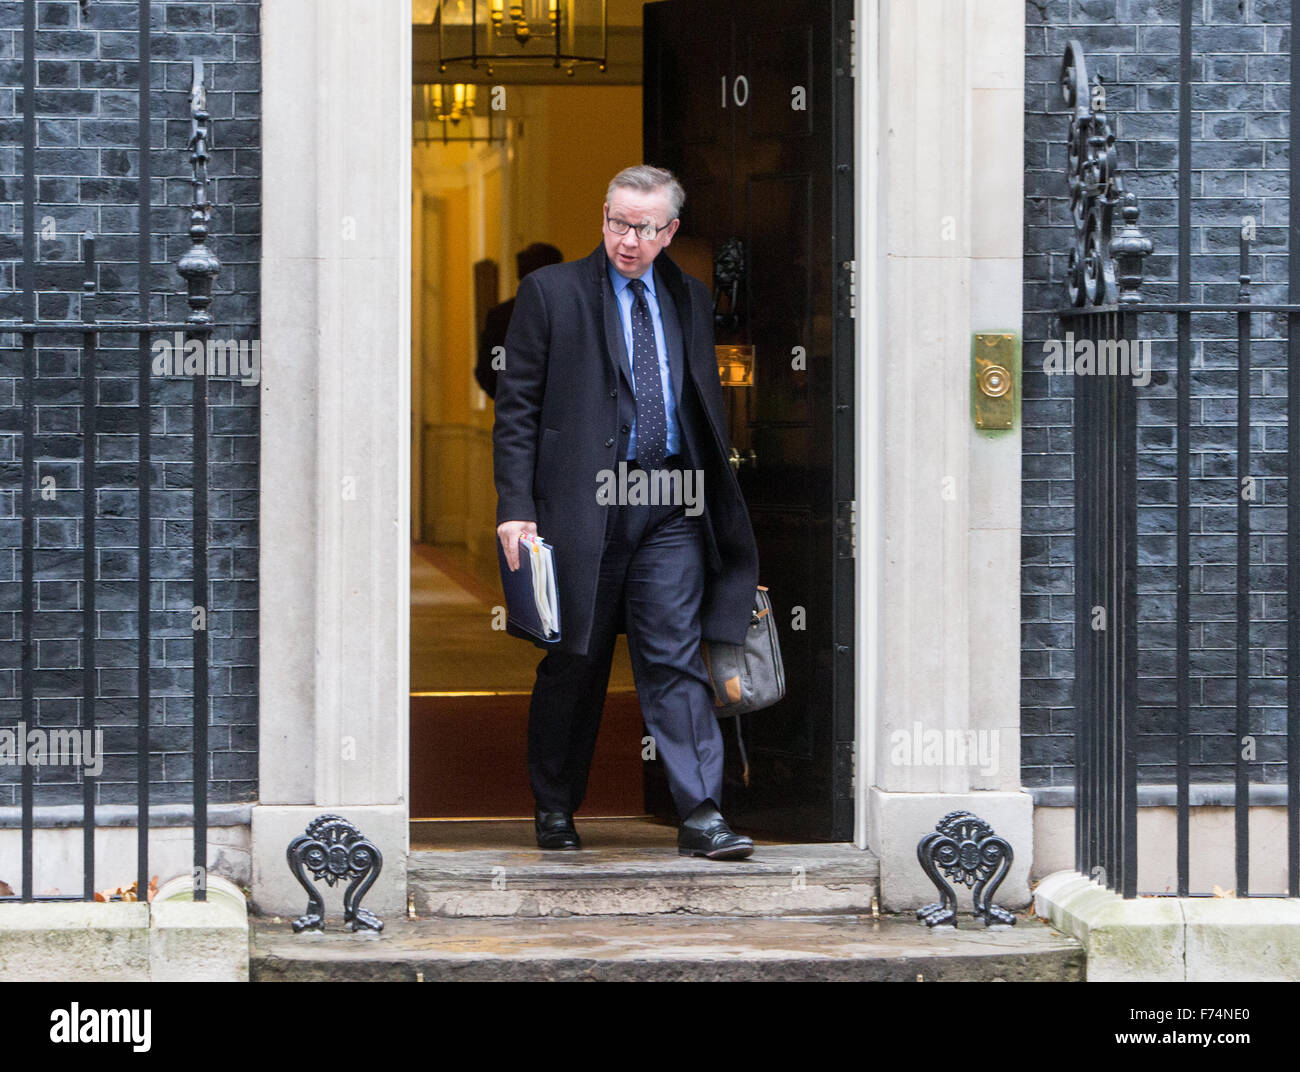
[855,0,1032,909]
[253,0,414,916]
[250,0,1029,918]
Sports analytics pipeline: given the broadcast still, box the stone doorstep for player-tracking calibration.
[1033,869,1300,982]
[250,914,1085,982]
[407,843,881,918]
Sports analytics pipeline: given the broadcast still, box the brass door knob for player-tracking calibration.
[728,447,758,471]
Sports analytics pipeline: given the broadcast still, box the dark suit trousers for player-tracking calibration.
[527,498,724,819]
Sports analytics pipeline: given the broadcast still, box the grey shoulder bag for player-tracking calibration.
[700,586,785,717]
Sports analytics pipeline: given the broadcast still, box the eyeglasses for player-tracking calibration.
[604,208,674,241]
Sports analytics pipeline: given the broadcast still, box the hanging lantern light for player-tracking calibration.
[414,83,505,145]
[432,0,607,76]
[429,82,479,123]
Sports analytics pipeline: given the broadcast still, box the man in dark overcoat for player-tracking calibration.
[494,164,759,858]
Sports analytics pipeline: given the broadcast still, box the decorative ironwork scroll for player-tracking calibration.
[916,811,1015,928]
[177,57,221,326]
[1060,40,1151,307]
[287,815,385,933]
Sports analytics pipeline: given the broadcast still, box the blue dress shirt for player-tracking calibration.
[607,260,681,461]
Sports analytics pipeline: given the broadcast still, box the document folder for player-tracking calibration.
[497,533,561,643]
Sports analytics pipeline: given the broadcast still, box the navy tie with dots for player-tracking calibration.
[628,277,667,471]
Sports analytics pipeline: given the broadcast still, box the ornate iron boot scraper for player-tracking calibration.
[916,811,1015,928]
[287,814,384,932]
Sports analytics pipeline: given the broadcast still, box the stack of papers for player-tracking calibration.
[521,535,559,639]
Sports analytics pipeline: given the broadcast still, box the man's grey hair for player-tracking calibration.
[606,165,685,220]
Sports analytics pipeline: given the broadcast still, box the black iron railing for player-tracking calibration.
[1059,27,1300,898]
[1,0,220,902]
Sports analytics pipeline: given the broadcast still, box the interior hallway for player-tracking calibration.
[410,542,645,822]
[411,542,637,693]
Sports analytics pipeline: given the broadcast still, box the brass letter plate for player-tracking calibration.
[716,344,755,387]
[972,333,1018,431]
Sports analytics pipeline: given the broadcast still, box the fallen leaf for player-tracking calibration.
[0,880,12,897]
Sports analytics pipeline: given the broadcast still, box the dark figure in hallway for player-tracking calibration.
[475,242,563,399]
[493,165,760,859]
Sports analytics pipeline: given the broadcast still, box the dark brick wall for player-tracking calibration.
[0,0,259,807]
[1024,0,1292,787]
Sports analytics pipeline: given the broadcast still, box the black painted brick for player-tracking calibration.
[0,0,260,808]
[1024,0,1292,790]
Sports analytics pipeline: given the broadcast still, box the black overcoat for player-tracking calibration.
[493,243,760,657]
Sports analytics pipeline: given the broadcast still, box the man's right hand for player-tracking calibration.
[497,520,539,571]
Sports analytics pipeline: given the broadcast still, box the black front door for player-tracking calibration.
[643,0,855,841]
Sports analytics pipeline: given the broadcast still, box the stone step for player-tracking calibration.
[406,843,880,918]
[250,914,1085,982]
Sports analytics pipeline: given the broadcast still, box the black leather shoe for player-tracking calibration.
[677,799,754,860]
[534,809,580,850]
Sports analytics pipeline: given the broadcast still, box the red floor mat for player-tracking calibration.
[410,690,647,818]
